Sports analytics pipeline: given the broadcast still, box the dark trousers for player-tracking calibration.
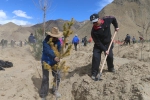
[84,42,87,46]
[74,43,78,51]
[91,45,114,76]
[126,40,130,45]
[39,65,60,98]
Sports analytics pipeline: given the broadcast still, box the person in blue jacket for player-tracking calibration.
[72,34,79,51]
[28,33,36,43]
[39,27,63,100]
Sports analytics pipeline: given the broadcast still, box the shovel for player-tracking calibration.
[96,31,117,81]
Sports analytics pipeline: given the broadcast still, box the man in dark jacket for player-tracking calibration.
[90,14,119,80]
[28,33,36,43]
[125,34,131,45]
[39,27,62,100]
[72,34,79,51]
[83,36,88,46]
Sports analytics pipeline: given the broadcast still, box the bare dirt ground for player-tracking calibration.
[0,42,150,100]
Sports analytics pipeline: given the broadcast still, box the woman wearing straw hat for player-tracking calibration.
[39,27,63,100]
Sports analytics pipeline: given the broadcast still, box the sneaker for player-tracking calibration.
[41,97,46,100]
[91,75,96,80]
[108,68,115,73]
[54,91,61,98]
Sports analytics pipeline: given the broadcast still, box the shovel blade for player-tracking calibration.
[95,73,103,81]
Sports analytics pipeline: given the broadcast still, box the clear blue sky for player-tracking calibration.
[0,0,113,25]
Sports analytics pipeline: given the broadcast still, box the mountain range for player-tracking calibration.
[0,20,87,41]
[74,0,150,41]
[0,0,150,42]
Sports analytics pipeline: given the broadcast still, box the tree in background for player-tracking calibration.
[138,5,150,41]
[27,28,43,60]
[32,0,52,40]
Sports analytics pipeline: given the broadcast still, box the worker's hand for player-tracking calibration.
[115,28,119,32]
[105,50,109,55]
[54,57,60,62]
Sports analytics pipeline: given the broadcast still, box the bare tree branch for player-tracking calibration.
[32,0,53,40]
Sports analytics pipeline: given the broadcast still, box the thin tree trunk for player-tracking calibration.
[149,38,150,51]
[141,42,143,60]
[43,7,46,40]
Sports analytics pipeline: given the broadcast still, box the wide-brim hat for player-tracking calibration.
[46,27,63,38]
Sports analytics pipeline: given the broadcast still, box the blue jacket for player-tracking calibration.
[28,35,36,43]
[72,36,79,44]
[126,35,130,41]
[41,36,61,66]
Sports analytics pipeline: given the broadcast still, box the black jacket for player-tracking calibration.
[91,16,118,51]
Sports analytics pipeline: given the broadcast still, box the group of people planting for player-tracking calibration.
[39,13,119,100]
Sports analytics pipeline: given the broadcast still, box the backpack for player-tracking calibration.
[0,60,13,68]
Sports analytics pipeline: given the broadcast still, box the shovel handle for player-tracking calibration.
[100,31,117,73]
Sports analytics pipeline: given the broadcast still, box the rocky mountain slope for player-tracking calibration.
[0,22,33,41]
[0,19,86,41]
[1,0,150,42]
[74,0,150,41]
[32,19,87,32]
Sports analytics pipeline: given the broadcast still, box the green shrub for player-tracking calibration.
[28,28,43,60]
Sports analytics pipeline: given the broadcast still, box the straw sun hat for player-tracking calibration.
[46,27,63,38]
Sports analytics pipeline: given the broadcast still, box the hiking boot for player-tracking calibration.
[54,91,61,98]
[91,75,96,80]
[108,68,115,73]
[41,97,46,100]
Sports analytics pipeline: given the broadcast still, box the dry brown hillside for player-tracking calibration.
[74,0,150,41]
[0,19,86,42]
[32,19,86,32]
[0,22,34,41]
[1,0,150,42]
[1,0,150,100]
[0,42,150,100]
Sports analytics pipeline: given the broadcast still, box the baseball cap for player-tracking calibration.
[90,14,99,22]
